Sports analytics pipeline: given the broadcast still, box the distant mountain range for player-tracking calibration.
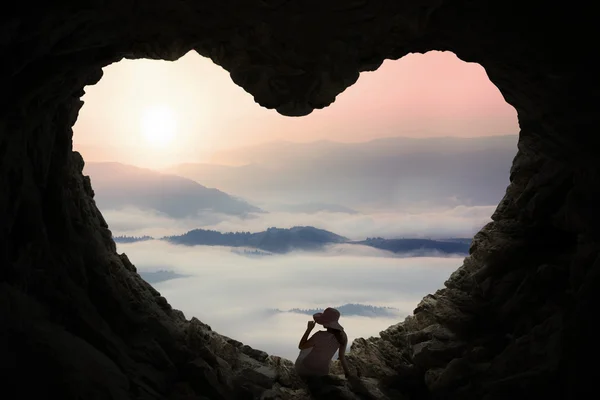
[113,226,472,255]
[79,136,516,221]
[83,162,262,218]
[165,135,517,209]
[272,303,402,318]
[352,237,472,255]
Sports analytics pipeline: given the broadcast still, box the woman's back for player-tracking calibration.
[301,331,343,375]
[295,307,352,378]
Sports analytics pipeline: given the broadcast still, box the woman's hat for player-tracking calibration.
[313,307,344,331]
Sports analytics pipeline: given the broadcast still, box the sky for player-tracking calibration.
[72,50,518,169]
[121,240,460,360]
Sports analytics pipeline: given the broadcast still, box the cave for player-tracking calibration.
[1,1,598,399]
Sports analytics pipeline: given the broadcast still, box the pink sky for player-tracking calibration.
[73,50,518,169]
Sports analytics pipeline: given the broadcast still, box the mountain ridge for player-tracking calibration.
[203,134,518,162]
[84,161,263,218]
[113,226,472,255]
[163,135,517,209]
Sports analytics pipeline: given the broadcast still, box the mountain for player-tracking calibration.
[205,136,516,166]
[162,226,348,254]
[353,237,471,255]
[273,303,401,318]
[114,226,472,255]
[164,135,518,209]
[84,162,262,218]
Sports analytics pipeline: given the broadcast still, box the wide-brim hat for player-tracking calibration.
[313,307,344,331]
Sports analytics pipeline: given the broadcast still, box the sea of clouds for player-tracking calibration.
[119,240,462,360]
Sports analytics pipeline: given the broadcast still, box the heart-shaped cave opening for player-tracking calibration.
[2,3,597,400]
[69,49,517,398]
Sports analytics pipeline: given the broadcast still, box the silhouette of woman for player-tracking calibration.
[294,307,351,378]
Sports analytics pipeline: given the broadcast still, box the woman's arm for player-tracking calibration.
[298,320,316,349]
[338,332,351,377]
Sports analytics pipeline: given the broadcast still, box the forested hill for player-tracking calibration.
[113,228,472,255]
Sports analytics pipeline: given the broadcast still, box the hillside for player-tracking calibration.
[162,226,348,254]
[84,162,262,218]
[354,237,471,255]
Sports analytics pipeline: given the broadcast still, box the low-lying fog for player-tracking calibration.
[105,205,493,240]
[119,240,461,361]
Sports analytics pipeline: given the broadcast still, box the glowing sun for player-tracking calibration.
[140,105,177,147]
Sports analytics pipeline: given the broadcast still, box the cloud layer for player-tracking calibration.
[120,240,461,360]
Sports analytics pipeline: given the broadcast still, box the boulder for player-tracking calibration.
[412,340,467,369]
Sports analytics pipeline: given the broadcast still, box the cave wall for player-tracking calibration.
[1,1,599,399]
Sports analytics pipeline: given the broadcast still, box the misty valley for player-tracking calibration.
[80,136,513,362]
[118,239,462,361]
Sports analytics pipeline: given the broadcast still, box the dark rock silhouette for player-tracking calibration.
[1,1,598,399]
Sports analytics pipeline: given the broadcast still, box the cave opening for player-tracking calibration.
[71,48,519,366]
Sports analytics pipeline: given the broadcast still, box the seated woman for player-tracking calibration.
[294,307,351,378]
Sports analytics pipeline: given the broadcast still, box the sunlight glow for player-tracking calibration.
[140,105,177,147]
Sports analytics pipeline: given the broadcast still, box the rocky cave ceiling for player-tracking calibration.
[1,1,599,399]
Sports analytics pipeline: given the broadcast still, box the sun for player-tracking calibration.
[140,105,177,147]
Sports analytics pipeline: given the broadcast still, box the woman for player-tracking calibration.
[294,307,352,378]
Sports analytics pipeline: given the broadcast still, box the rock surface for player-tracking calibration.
[1,1,599,399]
